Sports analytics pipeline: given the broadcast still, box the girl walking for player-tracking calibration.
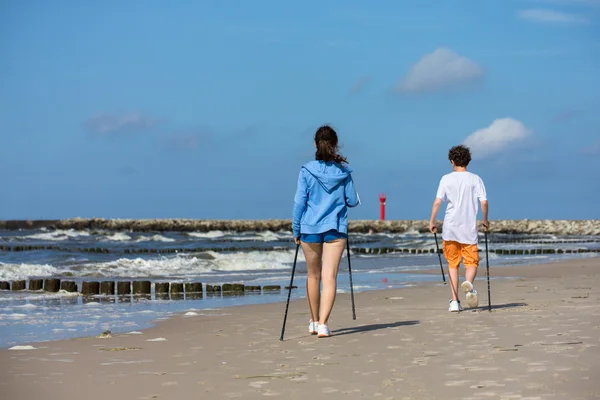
[292,125,360,338]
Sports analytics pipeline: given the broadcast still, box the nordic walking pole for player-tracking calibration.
[280,243,300,341]
[346,238,356,320]
[433,232,447,283]
[485,230,492,312]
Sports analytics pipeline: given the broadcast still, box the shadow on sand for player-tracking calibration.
[472,302,528,312]
[334,320,420,337]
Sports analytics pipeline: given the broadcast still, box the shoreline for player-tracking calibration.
[1,218,599,235]
[0,255,598,349]
[1,257,598,399]
[0,257,596,346]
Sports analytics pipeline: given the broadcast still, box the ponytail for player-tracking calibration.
[314,125,348,165]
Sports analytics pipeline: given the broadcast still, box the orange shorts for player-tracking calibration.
[443,241,479,269]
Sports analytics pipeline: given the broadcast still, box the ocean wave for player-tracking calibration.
[103,232,132,241]
[0,262,59,281]
[134,235,176,243]
[21,229,91,242]
[186,230,290,242]
[207,250,301,271]
[187,231,226,239]
[74,250,299,278]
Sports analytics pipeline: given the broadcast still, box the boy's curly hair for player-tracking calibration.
[448,145,471,168]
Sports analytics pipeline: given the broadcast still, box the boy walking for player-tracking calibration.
[429,145,488,312]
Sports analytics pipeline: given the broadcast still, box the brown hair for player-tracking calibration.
[314,125,348,165]
[448,145,472,167]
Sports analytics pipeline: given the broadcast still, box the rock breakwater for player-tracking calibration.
[1,219,599,235]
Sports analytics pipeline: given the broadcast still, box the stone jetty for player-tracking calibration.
[0,218,599,235]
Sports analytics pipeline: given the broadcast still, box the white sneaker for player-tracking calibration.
[448,300,463,312]
[309,320,318,335]
[461,281,479,308]
[317,324,332,338]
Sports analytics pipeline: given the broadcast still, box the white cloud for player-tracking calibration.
[85,112,157,135]
[396,48,484,93]
[463,118,532,159]
[518,9,590,24]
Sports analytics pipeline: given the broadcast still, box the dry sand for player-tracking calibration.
[1,257,599,400]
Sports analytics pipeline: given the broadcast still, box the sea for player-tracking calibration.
[0,228,598,348]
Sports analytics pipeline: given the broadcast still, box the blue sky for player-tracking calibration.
[1,0,599,220]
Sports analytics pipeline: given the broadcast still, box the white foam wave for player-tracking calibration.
[186,230,290,242]
[0,262,58,281]
[72,250,298,278]
[9,345,37,350]
[23,229,91,241]
[135,235,176,243]
[238,231,290,242]
[208,250,300,271]
[103,233,132,241]
[187,231,226,239]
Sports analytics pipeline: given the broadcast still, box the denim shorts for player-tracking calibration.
[300,229,347,244]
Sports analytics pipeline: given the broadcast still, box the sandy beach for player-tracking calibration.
[1,257,598,400]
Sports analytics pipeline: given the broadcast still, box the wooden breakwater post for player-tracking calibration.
[44,278,61,292]
[60,281,77,292]
[185,282,203,299]
[100,281,115,295]
[28,279,43,291]
[155,282,170,298]
[222,283,245,296]
[81,281,100,295]
[170,283,184,300]
[205,284,221,295]
[11,280,26,291]
[0,281,10,290]
[132,281,151,295]
[117,281,131,296]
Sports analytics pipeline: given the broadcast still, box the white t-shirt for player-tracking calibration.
[436,171,487,245]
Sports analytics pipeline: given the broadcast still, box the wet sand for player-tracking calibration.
[1,258,598,399]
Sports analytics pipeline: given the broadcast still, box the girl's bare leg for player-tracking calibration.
[301,242,323,323]
[318,238,346,325]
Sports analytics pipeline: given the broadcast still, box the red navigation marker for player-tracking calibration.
[379,193,386,221]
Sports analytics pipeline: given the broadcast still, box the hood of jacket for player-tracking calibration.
[302,160,352,193]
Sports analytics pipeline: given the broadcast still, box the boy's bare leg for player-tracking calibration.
[466,267,477,285]
[449,267,459,301]
[301,242,323,323]
[318,238,346,325]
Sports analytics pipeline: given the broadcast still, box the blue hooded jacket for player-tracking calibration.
[292,160,360,238]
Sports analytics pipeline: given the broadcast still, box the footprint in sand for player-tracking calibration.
[469,381,506,388]
[249,381,270,388]
[444,380,471,387]
[260,389,281,396]
[382,378,402,387]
